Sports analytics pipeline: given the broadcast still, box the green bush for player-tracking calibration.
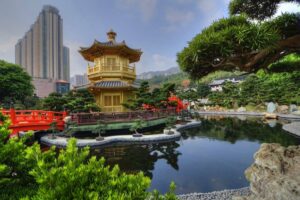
[0,113,178,199]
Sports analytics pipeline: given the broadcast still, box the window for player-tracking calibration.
[104,96,112,106]
[104,95,121,106]
[113,96,120,106]
[107,58,116,66]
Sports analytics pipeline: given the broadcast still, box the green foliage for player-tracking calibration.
[26,138,151,200]
[43,92,67,111]
[42,89,100,112]
[229,0,281,20]
[124,81,176,110]
[268,53,300,72]
[197,83,211,98]
[0,60,34,105]
[0,113,37,199]
[177,0,300,79]
[130,119,146,134]
[0,114,178,199]
[208,71,300,107]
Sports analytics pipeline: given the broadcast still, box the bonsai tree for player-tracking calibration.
[92,120,107,141]
[63,120,78,137]
[48,121,58,139]
[164,117,177,135]
[130,119,145,137]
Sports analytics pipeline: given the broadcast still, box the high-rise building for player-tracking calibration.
[70,73,89,88]
[15,5,70,97]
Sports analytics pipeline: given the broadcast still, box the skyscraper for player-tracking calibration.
[15,5,70,97]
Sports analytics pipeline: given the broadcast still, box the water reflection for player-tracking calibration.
[90,141,181,178]
[90,117,300,194]
[181,117,299,146]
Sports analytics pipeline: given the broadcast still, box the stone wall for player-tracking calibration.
[234,143,300,200]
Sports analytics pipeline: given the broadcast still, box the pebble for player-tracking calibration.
[177,187,251,200]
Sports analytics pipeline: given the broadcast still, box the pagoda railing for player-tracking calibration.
[71,108,177,125]
[88,65,135,74]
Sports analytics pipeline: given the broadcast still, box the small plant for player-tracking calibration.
[92,120,107,141]
[48,121,58,139]
[130,119,145,137]
[164,117,177,135]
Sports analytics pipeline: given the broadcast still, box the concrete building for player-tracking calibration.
[15,5,70,97]
[70,73,89,88]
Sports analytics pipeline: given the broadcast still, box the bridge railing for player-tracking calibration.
[71,108,177,125]
[1,109,67,126]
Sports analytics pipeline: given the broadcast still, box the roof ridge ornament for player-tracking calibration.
[107,29,117,42]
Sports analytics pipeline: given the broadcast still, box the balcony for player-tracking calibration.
[88,65,136,80]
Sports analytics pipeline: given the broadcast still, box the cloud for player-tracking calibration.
[275,2,300,17]
[152,54,177,69]
[164,9,195,32]
[165,9,195,24]
[116,0,157,21]
[196,0,229,25]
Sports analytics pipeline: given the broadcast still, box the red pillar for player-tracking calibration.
[9,108,16,125]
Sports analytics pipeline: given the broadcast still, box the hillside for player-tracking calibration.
[137,67,180,80]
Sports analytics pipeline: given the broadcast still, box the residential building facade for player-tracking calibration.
[15,5,70,97]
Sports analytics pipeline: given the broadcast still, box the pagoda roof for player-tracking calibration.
[90,81,139,89]
[79,40,142,63]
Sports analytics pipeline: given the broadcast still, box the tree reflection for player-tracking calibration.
[90,141,181,178]
[181,117,300,146]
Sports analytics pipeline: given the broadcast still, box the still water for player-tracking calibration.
[90,116,300,194]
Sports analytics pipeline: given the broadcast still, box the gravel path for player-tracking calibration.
[177,187,251,200]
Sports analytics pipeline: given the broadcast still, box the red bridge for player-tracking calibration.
[1,109,67,135]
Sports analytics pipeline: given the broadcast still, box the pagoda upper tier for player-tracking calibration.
[79,29,142,63]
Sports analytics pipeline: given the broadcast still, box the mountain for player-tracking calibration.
[137,67,180,80]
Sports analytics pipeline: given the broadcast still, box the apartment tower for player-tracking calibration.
[15,5,70,97]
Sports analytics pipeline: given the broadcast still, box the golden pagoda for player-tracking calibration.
[79,29,142,112]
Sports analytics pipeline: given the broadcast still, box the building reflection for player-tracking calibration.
[90,141,181,178]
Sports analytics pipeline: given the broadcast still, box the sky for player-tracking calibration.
[0,0,299,76]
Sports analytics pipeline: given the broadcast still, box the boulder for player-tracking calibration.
[233,143,300,200]
[237,107,246,112]
[267,102,276,113]
[290,104,298,113]
[277,105,289,114]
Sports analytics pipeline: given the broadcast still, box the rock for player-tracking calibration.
[233,143,300,200]
[267,102,276,113]
[292,110,300,116]
[277,105,289,114]
[237,107,246,112]
[290,104,298,113]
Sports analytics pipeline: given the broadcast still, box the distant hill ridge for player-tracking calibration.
[137,67,180,80]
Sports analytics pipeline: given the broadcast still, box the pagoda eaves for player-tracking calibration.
[79,40,142,63]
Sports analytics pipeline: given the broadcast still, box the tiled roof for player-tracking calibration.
[93,81,139,88]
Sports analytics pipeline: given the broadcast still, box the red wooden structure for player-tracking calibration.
[1,109,67,135]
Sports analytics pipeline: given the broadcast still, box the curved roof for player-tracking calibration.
[79,39,142,63]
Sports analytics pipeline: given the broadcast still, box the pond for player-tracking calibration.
[90,116,300,194]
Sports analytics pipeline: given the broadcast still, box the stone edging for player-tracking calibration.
[196,111,300,120]
[40,120,202,148]
[282,122,300,137]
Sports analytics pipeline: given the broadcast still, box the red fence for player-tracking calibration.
[1,109,67,135]
[71,108,177,125]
